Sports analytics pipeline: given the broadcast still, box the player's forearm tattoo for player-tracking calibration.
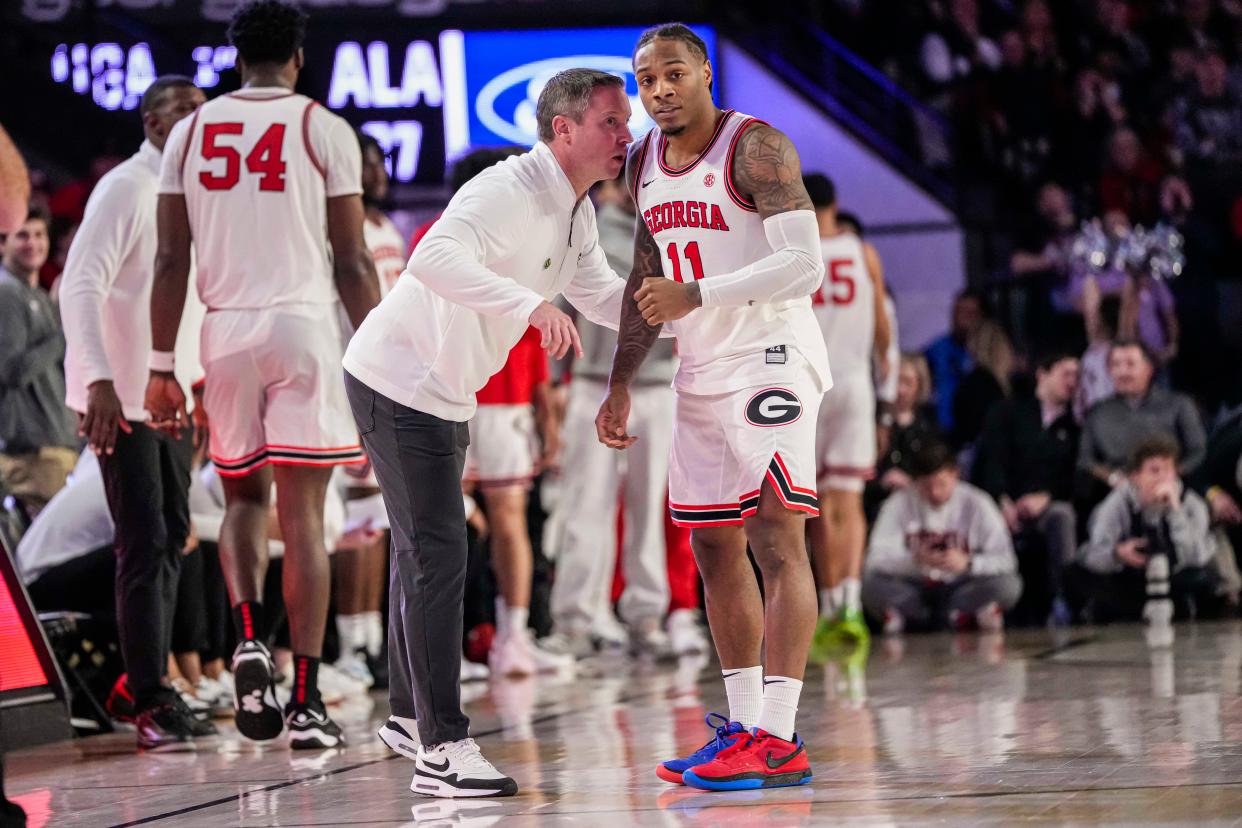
[732,124,813,217]
[609,219,663,389]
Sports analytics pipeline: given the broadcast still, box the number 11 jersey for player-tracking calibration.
[631,109,831,396]
[159,87,362,310]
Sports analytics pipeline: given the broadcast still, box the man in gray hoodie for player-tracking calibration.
[863,441,1022,633]
[1080,434,1217,620]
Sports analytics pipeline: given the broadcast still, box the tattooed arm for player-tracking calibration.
[690,123,823,310]
[596,138,666,449]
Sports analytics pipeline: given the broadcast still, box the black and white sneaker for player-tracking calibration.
[135,702,198,752]
[410,739,518,798]
[231,639,284,741]
[379,716,420,760]
[286,700,345,750]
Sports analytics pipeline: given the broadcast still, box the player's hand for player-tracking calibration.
[1116,538,1148,569]
[191,384,209,451]
[636,278,698,325]
[80,379,132,456]
[529,301,583,360]
[596,385,636,449]
[145,372,188,437]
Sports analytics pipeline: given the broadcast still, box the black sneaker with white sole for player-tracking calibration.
[231,639,284,741]
[135,702,198,752]
[410,739,517,798]
[286,700,345,750]
[379,716,420,760]
[173,695,218,738]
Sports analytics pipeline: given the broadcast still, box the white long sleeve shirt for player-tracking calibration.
[865,481,1017,580]
[60,140,205,420]
[343,141,630,422]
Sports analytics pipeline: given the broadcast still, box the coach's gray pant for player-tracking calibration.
[345,371,471,746]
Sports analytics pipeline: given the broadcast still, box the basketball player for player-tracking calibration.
[145,0,381,749]
[804,174,890,654]
[598,23,829,791]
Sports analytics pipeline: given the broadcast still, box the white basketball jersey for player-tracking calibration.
[364,213,406,296]
[814,232,875,380]
[159,87,363,311]
[632,110,831,395]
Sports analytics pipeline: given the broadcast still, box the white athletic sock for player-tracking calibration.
[507,606,530,639]
[494,597,509,637]
[364,611,384,658]
[336,613,368,655]
[841,578,862,613]
[818,588,836,619]
[757,676,803,742]
[722,666,763,730]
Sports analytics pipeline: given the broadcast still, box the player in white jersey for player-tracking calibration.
[597,24,829,791]
[145,0,381,750]
[802,174,891,655]
[359,133,408,296]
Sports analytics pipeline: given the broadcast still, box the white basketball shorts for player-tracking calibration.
[816,371,877,493]
[464,404,539,490]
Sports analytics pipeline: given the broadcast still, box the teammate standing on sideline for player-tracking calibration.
[343,69,636,798]
[146,0,381,749]
[60,76,209,751]
[804,174,890,655]
[598,23,829,791]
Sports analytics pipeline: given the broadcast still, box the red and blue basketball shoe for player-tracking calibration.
[656,713,751,784]
[682,729,812,791]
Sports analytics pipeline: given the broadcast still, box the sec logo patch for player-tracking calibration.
[703,173,716,187]
[744,388,802,427]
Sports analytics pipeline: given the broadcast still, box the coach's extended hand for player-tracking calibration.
[144,372,189,437]
[635,277,700,325]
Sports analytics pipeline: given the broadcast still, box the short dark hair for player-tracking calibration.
[449,146,525,194]
[24,205,49,229]
[357,131,383,157]
[140,75,197,117]
[909,441,957,479]
[1036,351,1077,373]
[633,23,709,64]
[837,210,864,236]
[1108,338,1156,367]
[535,69,625,143]
[803,173,836,209]
[1127,434,1180,473]
[228,0,308,67]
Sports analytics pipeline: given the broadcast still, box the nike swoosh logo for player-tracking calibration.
[765,746,803,770]
[722,671,741,679]
[763,678,786,686]
[422,757,451,773]
[641,178,655,188]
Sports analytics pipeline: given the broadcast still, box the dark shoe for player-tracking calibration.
[106,674,137,725]
[231,640,284,741]
[173,695,218,738]
[135,703,197,752]
[286,700,345,750]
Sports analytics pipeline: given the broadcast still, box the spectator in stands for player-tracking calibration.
[1172,49,1242,170]
[863,440,1021,633]
[973,352,1080,621]
[0,206,77,516]
[1118,265,1178,370]
[1011,182,1077,278]
[925,289,983,432]
[919,0,1002,92]
[1054,68,1127,194]
[1077,281,1120,416]
[547,175,693,660]
[1080,435,1218,620]
[869,353,941,521]
[950,318,1013,451]
[1099,126,1165,225]
[1078,339,1206,505]
[1191,405,1242,583]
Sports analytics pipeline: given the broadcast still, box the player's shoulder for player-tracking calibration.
[625,131,655,191]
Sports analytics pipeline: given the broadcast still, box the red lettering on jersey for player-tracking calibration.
[640,200,732,235]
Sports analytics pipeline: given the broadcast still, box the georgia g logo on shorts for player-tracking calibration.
[744,388,802,427]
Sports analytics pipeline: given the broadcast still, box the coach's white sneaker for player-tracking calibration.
[379,714,420,760]
[410,738,518,798]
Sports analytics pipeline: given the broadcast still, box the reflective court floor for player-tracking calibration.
[9,622,1242,827]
